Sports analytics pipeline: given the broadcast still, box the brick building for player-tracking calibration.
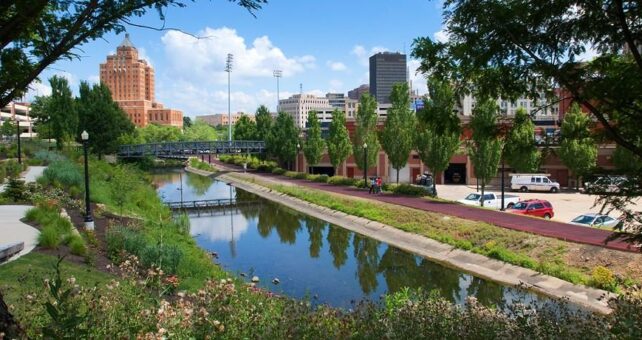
[100,34,183,127]
[196,113,253,127]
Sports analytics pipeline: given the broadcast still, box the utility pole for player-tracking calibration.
[225,53,233,142]
[273,70,282,112]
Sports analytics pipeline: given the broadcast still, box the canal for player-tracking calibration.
[153,170,560,310]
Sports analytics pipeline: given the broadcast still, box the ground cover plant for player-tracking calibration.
[189,157,216,172]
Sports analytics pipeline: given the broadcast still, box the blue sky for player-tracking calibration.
[27,0,446,118]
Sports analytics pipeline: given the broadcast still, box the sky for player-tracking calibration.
[26,0,447,118]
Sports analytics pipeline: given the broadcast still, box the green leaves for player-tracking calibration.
[233,114,258,140]
[353,93,380,171]
[381,83,415,183]
[468,99,503,205]
[327,109,352,172]
[504,107,540,172]
[558,104,597,187]
[303,111,324,168]
[267,112,300,167]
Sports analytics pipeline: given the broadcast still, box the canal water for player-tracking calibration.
[153,170,560,310]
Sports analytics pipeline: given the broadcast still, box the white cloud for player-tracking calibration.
[327,61,347,71]
[25,79,52,100]
[575,44,599,62]
[408,59,428,95]
[87,75,100,85]
[161,27,315,85]
[137,47,154,66]
[329,79,344,92]
[352,45,388,66]
[53,71,77,87]
[433,26,449,43]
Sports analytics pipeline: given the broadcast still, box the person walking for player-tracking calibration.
[368,177,376,194]
[376,177,383,194]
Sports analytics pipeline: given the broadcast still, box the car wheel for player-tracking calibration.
[507,203,514,209]
[550,187,558,193]
[520,186,528,192]
[543,213,551,220]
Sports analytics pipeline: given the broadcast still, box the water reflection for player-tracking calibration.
[154,171,551,310]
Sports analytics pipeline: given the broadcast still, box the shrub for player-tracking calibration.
[272,167,286,175]
[173,213,191,235]
[591,266,617,291]
[392,184,427,197]
[42,160,83,188]
[68,234,87,256]
[256,163,274,172]
[34,150,66,164]
[189,157,215,172]
[219,155,231,163]
[2,177,27,202]
[38,225,61,248]
[287,172,307,179]
[327,176,357,186]
[139,244,183,275]
[353,179,367,188]
[310,174,329,183]
[4,159,22,178]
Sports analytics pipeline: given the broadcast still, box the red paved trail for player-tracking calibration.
[211,160,639,253]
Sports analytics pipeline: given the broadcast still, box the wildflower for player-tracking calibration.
[213,320,221,327]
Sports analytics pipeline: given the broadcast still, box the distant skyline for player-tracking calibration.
[25,0,447,117]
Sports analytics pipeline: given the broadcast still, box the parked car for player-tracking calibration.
[510,174,560,193]
[413,172,437,196]
[583,175,627,194]
[505,199,554,219]
[570,213,621,228]
[458,192,520,209]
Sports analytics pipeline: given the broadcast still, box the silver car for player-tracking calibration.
[570,213,621,228]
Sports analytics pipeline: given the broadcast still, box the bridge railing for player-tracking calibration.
[117,140,266,158]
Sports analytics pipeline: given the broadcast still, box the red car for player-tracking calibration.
[506,199,555,219]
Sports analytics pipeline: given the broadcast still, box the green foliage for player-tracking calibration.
[327,176,357,186]
[2,177,27,202]
[392,184,426,197]
[233,114,258,140]
[267,112,300,167]
[308,174,329,183]
[4,159,23,178]
[38,225,62,248]
[381,83,416,183]
[559,104,597,188]
[68,234,87,256]
[504,107,540,172]
[183,120,218,141]
[189,157,215,172]
[255,105,273,141]
[415,78,461,195]
[327,109,352,173]
[591,266,617,291]
[303,111,324,169]
[271,167,286,175]
[36,76,78,149]
[76,81,134,156]
[469,99,503,206]
[0,119,16,137]
[173,213,191,235]
[42,160,83,190]
[183,116,193,128]
[353,94,380,171]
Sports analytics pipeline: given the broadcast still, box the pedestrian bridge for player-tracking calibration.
[117,140,265,158]
[165,198,262,217]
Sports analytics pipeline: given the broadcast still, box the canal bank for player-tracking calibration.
[190,165,614,314]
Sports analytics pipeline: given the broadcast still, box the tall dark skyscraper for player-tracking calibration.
[369,52,407,104]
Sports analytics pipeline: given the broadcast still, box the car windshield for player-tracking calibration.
[572,215,595,225]
[511,202,528,210]
[465,194,481,201]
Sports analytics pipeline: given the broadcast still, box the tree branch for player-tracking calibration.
[614,0,642,73]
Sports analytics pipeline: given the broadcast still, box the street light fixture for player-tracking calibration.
[225,53,234,143]
[363,142,368,187]
[273,70,282,111]
[81,130,94,230]
[15,117,21,164]
[296,143,300,171]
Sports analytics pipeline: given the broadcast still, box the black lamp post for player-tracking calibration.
[81,130,94,230]
[15,118,21,164]
[296,143,300,172]
[363,142,368,187]
[500,154,506,211]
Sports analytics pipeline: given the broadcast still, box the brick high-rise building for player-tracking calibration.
[100,34,183,128]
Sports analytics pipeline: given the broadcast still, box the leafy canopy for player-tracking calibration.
[327,109,352,172]
[353,93,380,172]
[504,107,540,172]
[380,82,415,183]
[303,111,324,168]
[233,115,257,140]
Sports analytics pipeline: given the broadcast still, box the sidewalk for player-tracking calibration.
[0,166,45,263]
[211,160,639,253]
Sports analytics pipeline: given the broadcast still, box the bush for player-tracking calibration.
[42,160,83,189]
[310,174,329,183]
[392,184,427,197]
[106,225,183,274]
[139,244,183,275]
[2,177,27,202]
[284,171,307,179]
[272,167,286,175]
[189,157,215,172]
[34,150,66,164]
[38,225,62,248]
[353,179,367,188]
[4,159,23,178]
[68,234,87,256]
[256,163,274,172]
[327,176,357,186]
[591,266,618,291]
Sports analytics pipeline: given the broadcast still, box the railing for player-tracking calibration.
[117,140,266,158]
[165,199,261,215]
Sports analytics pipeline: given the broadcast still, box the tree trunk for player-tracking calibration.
[396,168,400,183]
[480,179,485,207]
[0,291,24,339]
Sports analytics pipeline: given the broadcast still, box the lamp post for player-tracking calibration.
[363,142,368,187]
[81,131,94,230]
[15,117,21,164]
[273,69,282,111]
[296,143,300,172]
[225,53,233,143]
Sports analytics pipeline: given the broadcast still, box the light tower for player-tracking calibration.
[273,69,282,112]
[225,53,233,142]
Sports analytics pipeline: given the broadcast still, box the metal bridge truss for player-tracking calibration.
[118,140,265,158]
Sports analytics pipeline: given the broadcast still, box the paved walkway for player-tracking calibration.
[211,160,639,253]
[0,166,45,263]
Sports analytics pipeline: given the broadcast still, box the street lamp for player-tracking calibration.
[81,131,94,230]
[363,142,368,187]
[15,117,21,164]
[296,143,300,171]
[273,69,282,111]
[225,53,234,143]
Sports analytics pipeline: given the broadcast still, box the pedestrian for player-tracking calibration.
[243,162,247,173]
[369,177,375,194]
[376,177,383,194]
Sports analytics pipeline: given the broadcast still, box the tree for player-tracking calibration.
[33,75,77,150]
[415,78,461,194]
[0,120,15,138]
[469,99,502,206]
[136,124,182,143]
[76,81,134,158]
[255,105,272,141]
[0,0,266,108]
[182,116,193,128]
[183,120,217,141]
[411,1,642,160]
[353,93,380,176]
[380,82,415,183]
[504,107,540,172]
[558,103,597,190]
[327,109,352,175]
[303,111,324,173]
[233,114,257,140]
[268,112,299,168]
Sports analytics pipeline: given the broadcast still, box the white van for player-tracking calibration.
[510,174,560,193]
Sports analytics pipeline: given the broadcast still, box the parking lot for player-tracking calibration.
[435,184,642,223]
